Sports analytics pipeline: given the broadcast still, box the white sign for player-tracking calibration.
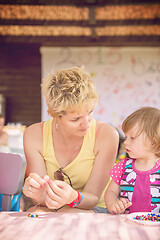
[40,47,160,131]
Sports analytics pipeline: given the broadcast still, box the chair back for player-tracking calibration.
[0,152,26,211]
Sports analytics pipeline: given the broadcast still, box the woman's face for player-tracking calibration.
[57,106,94,137]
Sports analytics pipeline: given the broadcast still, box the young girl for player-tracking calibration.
[105,107,160,214]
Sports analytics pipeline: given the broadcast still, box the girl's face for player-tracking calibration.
[57,106,94,137]
[124,124,152,160]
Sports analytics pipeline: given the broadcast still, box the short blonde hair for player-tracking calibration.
[41,66,98,117]
[122,107,160,157]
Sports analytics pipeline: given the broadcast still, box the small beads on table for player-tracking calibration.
[133,213,160,222]
[28,214,38,218]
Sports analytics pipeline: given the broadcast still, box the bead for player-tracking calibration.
[134,213,160,222]
[28,213,38,218]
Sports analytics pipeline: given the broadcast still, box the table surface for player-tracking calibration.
[0,212,159,240]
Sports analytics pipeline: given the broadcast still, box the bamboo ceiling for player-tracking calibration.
[0,1,160,46]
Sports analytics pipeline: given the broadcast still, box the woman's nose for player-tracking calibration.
[81,116,90,128]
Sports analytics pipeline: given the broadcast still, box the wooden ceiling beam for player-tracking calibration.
[0,35,160,47]
[1,4,159,21]
[0,0,159,6]
[0,2,159,45]
[0,19,160,27]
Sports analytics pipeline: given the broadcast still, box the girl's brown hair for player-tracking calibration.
[122,107,160,157]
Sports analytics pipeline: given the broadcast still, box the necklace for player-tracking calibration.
[54,121,81,151]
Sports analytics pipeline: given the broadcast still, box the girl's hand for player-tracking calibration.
[23,173,49,202]
[109,198,132,214]
[44,180,78,210]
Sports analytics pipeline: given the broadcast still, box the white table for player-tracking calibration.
[0,212,159,240]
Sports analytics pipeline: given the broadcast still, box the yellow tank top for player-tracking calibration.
[43,118,106,207]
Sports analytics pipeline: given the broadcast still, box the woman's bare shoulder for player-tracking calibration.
[95,120,119,149]
[23,122,43,155]
[95,120,118,138]
[24,122,42,139]
[93,121,119,160]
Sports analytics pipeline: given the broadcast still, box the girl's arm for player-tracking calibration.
[105,179,121,213]
[105,179,132,214]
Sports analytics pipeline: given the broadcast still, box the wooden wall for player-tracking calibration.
[0,43,41,126]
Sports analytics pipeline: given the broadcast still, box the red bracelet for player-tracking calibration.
[67,190,83,208]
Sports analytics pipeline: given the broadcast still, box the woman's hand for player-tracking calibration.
[23,173,49,203]
[109,198,132,214]
[44,180,78,210]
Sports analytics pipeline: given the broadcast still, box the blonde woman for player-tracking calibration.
[23,66,119,213]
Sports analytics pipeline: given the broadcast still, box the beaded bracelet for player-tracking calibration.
[67,190,83,208]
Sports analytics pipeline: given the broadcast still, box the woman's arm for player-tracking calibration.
[79,122,119,209]
[23,123,48,205]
